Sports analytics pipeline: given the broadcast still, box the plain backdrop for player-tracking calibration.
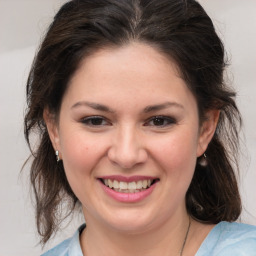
[0,1,255,255]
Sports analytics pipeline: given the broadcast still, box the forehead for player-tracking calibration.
[69,43,181,88]
[74,42,181,78]
[63,42,197,112]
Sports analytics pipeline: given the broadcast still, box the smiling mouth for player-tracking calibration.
[100,178,159,193]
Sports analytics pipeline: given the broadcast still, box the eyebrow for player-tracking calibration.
[71,101,115,113]
[143,102,184,113]
[71,101,184,113]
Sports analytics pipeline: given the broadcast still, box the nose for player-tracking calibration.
[107,125,148,169]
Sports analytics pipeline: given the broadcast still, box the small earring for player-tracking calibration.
[55,150,60,162]
[199,153,208,167]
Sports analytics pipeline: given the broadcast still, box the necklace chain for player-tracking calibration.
[179,217,191,256]
[82,217,191,256]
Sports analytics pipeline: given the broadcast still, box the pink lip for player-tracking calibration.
[99,175,157,182]
[98,179,158,203]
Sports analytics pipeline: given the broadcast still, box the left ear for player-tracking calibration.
[197,109,220,157]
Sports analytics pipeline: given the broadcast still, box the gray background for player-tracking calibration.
[0,0,255,255]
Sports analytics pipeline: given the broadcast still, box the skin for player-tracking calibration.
[45,42,219,256]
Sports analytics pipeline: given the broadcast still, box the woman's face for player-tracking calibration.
[47,43,217,233]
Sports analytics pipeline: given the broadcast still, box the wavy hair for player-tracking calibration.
[24,0,241,244]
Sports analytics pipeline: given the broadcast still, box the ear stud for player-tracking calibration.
[199,153,207,167]
[55,150,60,162]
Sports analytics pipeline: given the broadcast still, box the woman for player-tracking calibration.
[24,0,256,255]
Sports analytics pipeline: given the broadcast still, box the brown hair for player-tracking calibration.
[24,0,241,245]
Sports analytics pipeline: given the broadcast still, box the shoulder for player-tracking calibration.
[216,221,256,246]
[197,221,256,256]
[41,224,85,256]
[41,238,71,256]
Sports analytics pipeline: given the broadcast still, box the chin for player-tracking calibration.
[99,208,160,234]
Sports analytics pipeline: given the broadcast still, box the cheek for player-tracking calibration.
[59,131,107,178]
[150,130,199,176]
[59,132,109,202]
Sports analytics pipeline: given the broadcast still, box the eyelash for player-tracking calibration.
[144,116,176,127]
[80,115,176,128]
[80,116,111,126]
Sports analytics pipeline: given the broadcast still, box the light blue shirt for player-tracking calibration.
[42,221,256,255]
[196,222,256,255]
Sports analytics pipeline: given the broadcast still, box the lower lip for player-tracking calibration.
[99,181,157,203]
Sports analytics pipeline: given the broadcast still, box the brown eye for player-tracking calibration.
[144,116,176,127]
[152,117,165,126]
[81,116,110,126]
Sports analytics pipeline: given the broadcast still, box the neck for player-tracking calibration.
[80,212,191,256]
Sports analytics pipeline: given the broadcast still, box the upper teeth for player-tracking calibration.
[103,179,152,190]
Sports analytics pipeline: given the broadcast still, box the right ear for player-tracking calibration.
[43,109,61,153]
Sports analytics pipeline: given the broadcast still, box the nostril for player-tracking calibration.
[107,137,148,169]
[107,149,148,169]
